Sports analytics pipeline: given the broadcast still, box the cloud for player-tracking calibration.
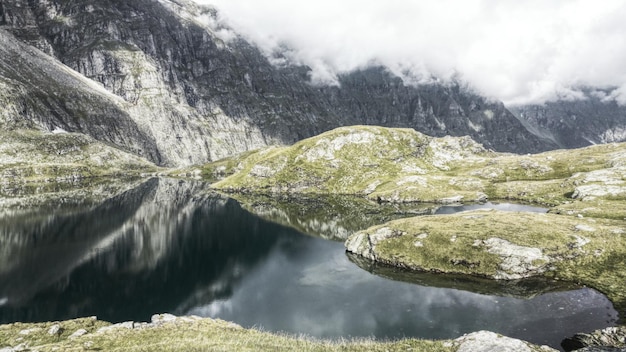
[194,0,626,105]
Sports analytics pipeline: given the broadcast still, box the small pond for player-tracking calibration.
[0,178,618,350]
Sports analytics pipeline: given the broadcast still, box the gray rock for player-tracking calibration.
[18,328,40,335]
[454,330,557,352]
[482,237,551,279]
[151,313,178,324]
[47,324,62,336]
[575,224,596,232]
[345,227,404,261]
[96,321,135,334]
[562,326,626,352]
[68,329,88,339]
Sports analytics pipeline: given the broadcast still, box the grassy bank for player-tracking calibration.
[0,316,454,352]
[345,210,626,314]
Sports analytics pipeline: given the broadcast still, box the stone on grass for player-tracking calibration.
[47,324,63,336]
[455,330,556,352]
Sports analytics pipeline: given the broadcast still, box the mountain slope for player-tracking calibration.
[0,0,557,167]
[510,89,626,149]
[0,28,161,162]
[323,68,554,152]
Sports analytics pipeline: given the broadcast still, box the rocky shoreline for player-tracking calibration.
[343,209,626,317]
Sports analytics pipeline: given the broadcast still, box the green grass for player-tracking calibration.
[205,126,625,207]
[550,198,626,220]
[210,126,493,202]
[0,317,452,352]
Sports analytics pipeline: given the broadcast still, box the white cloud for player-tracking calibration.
[604,85,626,105]
[193,0,626,105]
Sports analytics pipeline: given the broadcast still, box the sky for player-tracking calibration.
[194,0,626,106]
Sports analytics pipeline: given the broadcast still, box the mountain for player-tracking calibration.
[0,0,557,167]
[510,88,626,149]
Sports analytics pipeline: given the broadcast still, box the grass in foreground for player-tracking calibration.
[0,317,452,352]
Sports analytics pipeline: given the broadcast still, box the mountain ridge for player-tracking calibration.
[0,0,563,167]
[510,88,626,149]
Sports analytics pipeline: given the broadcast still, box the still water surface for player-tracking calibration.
[0,179,618,350]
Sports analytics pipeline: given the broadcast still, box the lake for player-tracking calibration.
[0,178,618,350]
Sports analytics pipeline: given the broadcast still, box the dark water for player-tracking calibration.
[0,179,618,350]
[435,202,549,214]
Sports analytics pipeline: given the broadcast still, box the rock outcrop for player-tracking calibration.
[453,330,556,352]
[211,125,494,202]
[207,125,626,209]
[562,326,626,351]
[344,209,626,315]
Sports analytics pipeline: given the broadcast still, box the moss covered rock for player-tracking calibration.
[211,125,493,203]
[345,209,626,314]
[207,125,626,208]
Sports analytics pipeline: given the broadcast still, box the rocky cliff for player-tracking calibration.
[510,88,626,149]
[0,0,557,167]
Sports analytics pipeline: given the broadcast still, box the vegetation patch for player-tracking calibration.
[0,129,158,185]
[345,210,626,314]
[0,316,453,352]
[210,126,494,203]
[205,125,625,208]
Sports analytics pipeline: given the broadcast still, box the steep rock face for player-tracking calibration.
[324,68,554,153]
[0,28,162,162]
[510,90,626,149]
[1,0,556,167]
[1,0,278,166]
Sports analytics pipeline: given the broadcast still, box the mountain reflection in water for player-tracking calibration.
[0,178,618,350]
